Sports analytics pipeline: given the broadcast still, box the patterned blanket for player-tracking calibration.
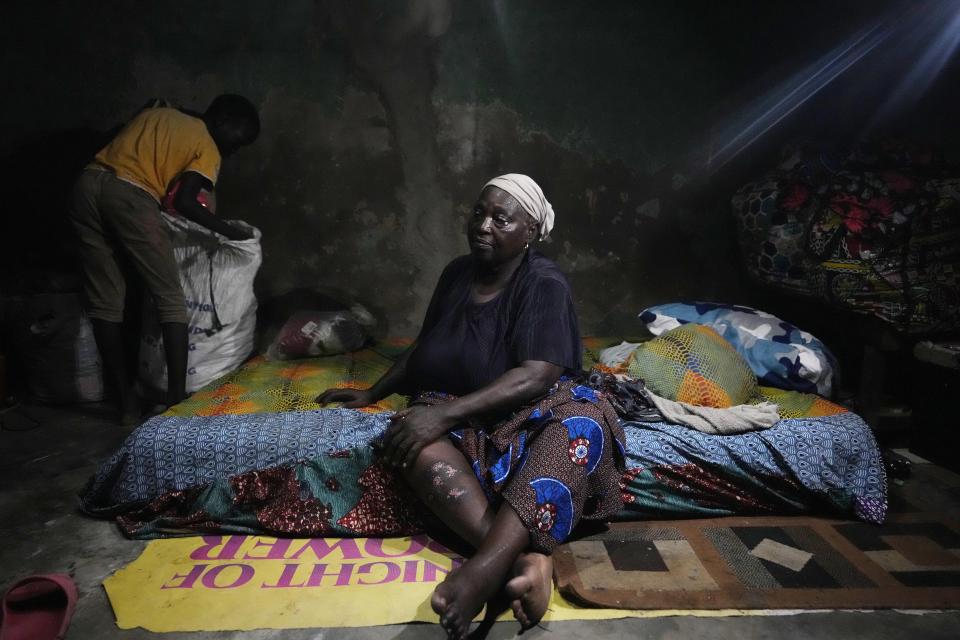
[165,342,410,417]
[619,413,885,524]
[81,339,886,537]
[732,140,960,333]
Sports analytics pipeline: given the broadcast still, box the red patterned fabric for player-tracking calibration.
[337,463,424,535]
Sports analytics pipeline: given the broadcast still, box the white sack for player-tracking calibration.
[139,214,261,394]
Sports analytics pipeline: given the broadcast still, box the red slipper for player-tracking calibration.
[0,574,78,640]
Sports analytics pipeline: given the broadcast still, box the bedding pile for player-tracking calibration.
[732,140,960,334]
[638,302,837,396]
[82,333,886,538]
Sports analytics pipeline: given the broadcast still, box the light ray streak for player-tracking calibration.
[701,0,960,174]
[871,1,960,126]
[706,22,894,170]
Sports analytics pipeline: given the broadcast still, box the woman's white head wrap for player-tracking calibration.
[482,173,555,240]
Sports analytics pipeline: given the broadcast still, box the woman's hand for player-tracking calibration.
[315,387,376,408]
[381,404,458,469]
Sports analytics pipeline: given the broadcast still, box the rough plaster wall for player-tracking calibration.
[6,0,950,338]
[218,0,750,336]
[431,99,746,334]
[0,0,782,336]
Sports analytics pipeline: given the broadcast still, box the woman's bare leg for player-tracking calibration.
[402,439,496,548]
[505,552,553,629]
[403,439,552,636]
[405,440,524,638]
[430,500,529,640]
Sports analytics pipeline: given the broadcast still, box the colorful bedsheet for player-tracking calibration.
[167,337,618,418]
[165,341,411,417]
[82,339,886,537]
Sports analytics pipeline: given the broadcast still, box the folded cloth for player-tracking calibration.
[0,574,78,640]
[642,387,780,434]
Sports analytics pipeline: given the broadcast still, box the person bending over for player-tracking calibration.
[70,94,259,424]
[317,174,625,639]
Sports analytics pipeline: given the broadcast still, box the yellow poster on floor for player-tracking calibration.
[104,535,755,631]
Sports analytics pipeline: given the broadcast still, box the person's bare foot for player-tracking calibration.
[504,552,553,630]
[430,561,498,640]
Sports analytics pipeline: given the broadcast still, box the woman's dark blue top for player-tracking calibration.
[406,250,581,396]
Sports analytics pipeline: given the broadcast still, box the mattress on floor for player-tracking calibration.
[88,338,885,536]
[168,337,886,523]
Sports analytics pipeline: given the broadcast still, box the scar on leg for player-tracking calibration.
[428,462,468,502]
[430,461,460,484]
[431,461,459,476]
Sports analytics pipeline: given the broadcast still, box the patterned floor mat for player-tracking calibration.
[554,463,960,609]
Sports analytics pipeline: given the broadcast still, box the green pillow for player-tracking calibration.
[627,324,757,407]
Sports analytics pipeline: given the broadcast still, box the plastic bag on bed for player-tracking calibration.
[138,213,262,394]
[264,308,372,360]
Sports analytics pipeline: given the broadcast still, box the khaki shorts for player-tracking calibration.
[69,168,187,323]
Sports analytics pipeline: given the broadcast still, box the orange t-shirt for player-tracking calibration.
[94,107,221,201]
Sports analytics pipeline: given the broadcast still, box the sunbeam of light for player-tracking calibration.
[870,1,960,128]
[703,21,896,172]
[698,0,960,176]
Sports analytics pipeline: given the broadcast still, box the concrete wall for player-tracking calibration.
[2,0,955,337]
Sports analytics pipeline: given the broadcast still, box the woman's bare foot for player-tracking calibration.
[430,561,499,640]
[504,552,553,630]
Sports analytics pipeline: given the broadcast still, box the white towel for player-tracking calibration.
[643,388,780,434]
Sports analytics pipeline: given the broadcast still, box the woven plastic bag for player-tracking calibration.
[138,214,261,394]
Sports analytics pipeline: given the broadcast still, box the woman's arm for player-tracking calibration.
[314,344,415,408]
[318,258,463,409]
[444,360,562,423]
[316,259,460,408]
[381,359,563,468]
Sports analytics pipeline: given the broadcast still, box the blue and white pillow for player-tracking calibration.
[639,302,838,396]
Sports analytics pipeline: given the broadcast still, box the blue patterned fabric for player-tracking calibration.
[530,477,575,542]
[563,416,605,475]
[83,406,887,528]
[639,301,839,396]
[620,411,886,524]
[82,409,391,509]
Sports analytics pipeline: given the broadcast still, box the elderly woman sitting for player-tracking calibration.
[82,174,625,639]
[317,174,625,638]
